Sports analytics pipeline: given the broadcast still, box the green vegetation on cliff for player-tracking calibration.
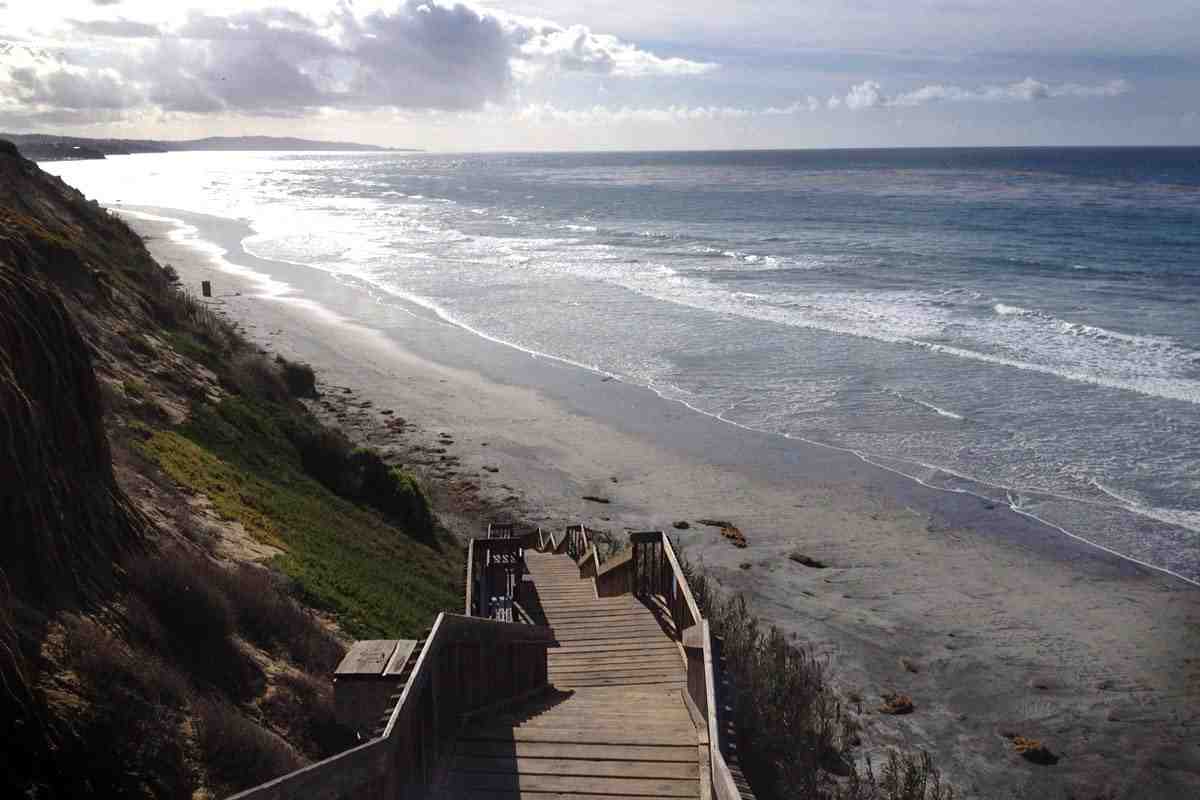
[138,396,459,639]
[0,138,462,798]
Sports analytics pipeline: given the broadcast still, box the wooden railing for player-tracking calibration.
[465,536,525,621]
[227,613,553,800]
[562,524,602,579]
[626,531,747,800]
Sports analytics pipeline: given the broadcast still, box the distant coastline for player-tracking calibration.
[3,132,419,161]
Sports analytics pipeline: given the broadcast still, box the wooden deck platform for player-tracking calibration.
[441,551,699,799]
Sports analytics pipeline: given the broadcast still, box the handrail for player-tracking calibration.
[629,531,752,800]
[466,535,525,620]
[464,537,475,616]
[228,613,553,800]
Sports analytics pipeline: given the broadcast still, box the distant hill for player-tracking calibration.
[1,133,414,160]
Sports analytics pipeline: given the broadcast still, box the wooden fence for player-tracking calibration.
[227,614,553,800]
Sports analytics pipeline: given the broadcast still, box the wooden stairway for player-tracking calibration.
[442,550,700,799]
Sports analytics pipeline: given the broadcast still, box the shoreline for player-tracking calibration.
[124,204,1200,588]
[123,204,1199,798]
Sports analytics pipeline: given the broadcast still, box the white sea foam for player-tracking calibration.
[889,390,966,420]
[44,151,1200,585]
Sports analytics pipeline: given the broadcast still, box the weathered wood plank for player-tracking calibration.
[550,642,680,655]
[334,640,399,676]
[509,711,693,726]
[382,640,419,676]
[454,757,698,779]
[471,726,695,746]
[548,669,684,683]
[455,741,698,762]
[555,678,685,689]
[548,655,682,669]
[459,772,699,797]
[467,792,682,800]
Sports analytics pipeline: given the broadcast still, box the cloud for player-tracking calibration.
[336,1,515,110]
[843,80,885,109]
[92,0,121,5]
[832,77,1131,109]
[1,1,714,122]
[511,24,716,78]
[515,98,822,126]
[0,44,140,119]
[69,19,161,38]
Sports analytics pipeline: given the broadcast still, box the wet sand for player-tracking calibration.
[126,205,1199,799]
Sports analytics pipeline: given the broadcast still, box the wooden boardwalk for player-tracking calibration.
[441,550,700,799]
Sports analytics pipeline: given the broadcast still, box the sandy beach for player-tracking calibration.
[126,205,1199,799]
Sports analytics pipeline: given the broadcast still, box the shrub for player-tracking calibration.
[289,423,354,491]
[682,555,843,798]
[835,750,954,800]
[678,545,952,800]
[213,563,345,673]
[261,671,356,758]
[227,352,290,403]
[347,449,433,536]
[124,549,262,699]
[276,356,318,398]
[194,697,302,792]
[58,616,194,798]
[286,420,433,539]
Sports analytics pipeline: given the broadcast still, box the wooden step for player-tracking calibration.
[521,710,692,725]
[547,619,663,631]
[470,726,694,746]
[453,756,698,780]
[548,655,682,669]
[554,677,685,690]
[464,793,688,800]
[549,633,671,646]
[455,772,699,797]
[455,741,697,763]
[548,666,683,680]
[550,642,680,656]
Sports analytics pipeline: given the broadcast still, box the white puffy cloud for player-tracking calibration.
[843,80,885,109]
[0,0,715,123]
[514,98,822,126]
[511,24,716,78]
[832,77,1131,109]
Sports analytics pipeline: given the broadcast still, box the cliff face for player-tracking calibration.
[0,264,143,601]
[0,140,167,600]
[0,140,456,798]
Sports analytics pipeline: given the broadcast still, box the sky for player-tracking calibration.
[0,0,1197,150]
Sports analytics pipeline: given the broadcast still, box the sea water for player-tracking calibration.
[48,147,1200,582]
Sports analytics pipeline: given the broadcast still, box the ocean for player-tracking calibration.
[48,147,1200,583]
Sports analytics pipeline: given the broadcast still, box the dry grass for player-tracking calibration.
[679,544,954,800]
[261,670,357,758]
[681,553,845,798]
[57,616,194,798]
[213,563,345,673]
[838,751,955,800]
[124,550,264,700]
[195,697,303,793]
